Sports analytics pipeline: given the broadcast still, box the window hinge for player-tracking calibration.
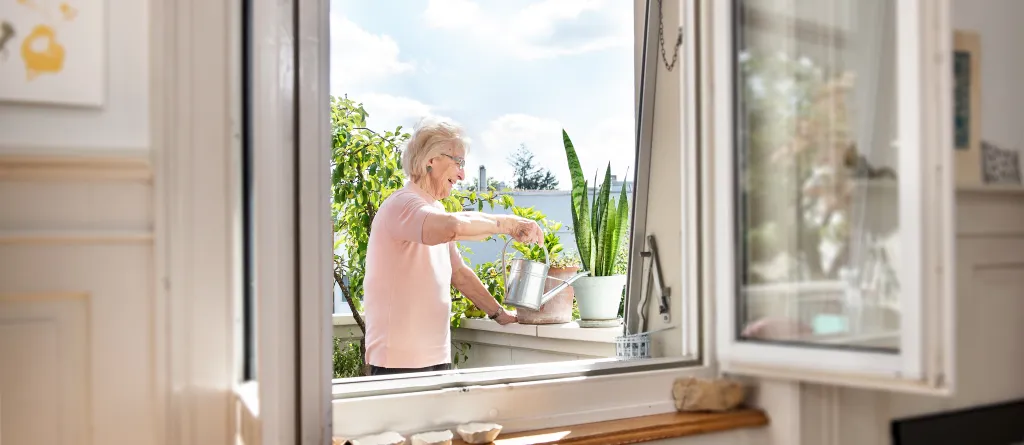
[640,234,671,324]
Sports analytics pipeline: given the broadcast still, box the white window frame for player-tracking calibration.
[710,0,956,394]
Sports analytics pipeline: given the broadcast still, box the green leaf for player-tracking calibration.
[601,196,617,276]
[613,178,630,272]
[593,165,612,274]
[562,130,592,272]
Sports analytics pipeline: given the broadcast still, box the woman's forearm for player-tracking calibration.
[452,265,503,316]
[421,211,510,245]
[422,210,541,246]
[449,212,511,241]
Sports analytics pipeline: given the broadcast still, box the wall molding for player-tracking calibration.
[0,153,152,182]
[0,291,90,302]
[0,230,154,245]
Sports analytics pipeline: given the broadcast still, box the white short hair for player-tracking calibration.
[401,117,471,181]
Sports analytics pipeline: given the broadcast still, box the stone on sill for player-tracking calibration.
[349,431,407,445]
[410,429,453,445]
[455,422,503,444]
[672,377,746,412]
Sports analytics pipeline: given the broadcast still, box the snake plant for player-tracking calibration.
[562,129,630,277]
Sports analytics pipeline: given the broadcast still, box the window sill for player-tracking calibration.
[449,410,769,445]
[332,314,620,344]
[332,315,623,366]
[457,318,621,343]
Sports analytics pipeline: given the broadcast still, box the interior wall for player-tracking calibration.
[800,4,1024,443]
[950,0,1024,152]
[0,0,157,444]
[0,0,150,152]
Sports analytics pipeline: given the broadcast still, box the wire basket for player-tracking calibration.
[615,332,652,360]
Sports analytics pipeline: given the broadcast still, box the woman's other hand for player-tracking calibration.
[504,216,544,244]
[494,308,518,325]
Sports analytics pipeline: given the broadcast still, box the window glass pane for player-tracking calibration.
[734,0,901,351]
[330,0,652,380]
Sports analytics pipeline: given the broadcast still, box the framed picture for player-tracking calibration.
[0,0,106,107]
[953,30,982,186]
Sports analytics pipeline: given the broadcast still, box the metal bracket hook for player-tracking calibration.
[639,234,671,323]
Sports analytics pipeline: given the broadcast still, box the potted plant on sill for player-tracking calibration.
[508,206,576,324]
[561,129,630,326]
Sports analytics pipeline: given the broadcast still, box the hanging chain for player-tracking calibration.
[656,0,683,72]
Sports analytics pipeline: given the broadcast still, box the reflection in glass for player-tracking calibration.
[734,0,901,351]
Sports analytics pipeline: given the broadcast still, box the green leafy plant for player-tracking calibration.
[562,129,630,277]
[331,96,410,313]
[332,338,364,379]
[509,206,564,263]
[549,250,581,269]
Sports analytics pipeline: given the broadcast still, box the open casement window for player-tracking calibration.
[710,0,956,393]
[240,0,710,440]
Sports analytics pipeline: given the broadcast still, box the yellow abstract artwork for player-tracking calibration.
[0,0,104,106]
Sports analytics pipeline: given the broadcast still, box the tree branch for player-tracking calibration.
[334,257,368,376]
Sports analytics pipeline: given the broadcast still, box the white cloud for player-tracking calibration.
[470,113,634,189]
[329,14,415,94]
[422,0,483,30]
[422,0,631,60]
[358,93,451,133]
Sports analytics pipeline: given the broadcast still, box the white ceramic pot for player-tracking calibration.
[572,275,627,321]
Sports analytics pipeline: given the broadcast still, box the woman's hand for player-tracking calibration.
[503,215,544,244]
[494,307,518,325]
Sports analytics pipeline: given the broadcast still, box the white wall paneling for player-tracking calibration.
[0,155,156,445]
[801,189,1024,444]
[0,293,90,445]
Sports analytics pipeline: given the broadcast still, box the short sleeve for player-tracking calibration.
[381,190,445,244]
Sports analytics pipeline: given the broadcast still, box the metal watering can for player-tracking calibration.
[501,238,589,311]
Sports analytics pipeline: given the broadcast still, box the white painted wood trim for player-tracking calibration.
[0,153,152,181]
[0,230,154,244]
[0,291,90,302]
[296,0,335,441]
[153,0,238,442]
[248,0,298,442]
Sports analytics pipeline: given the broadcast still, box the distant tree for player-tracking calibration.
[508,144,559,190]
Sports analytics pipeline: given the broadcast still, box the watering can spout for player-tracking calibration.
[539,271,589,306]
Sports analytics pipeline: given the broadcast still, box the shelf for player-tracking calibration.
[450,409,769,445]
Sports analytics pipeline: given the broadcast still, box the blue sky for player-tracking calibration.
[330,0,636,189]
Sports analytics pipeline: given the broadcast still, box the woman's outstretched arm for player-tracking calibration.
[421,211,543,246]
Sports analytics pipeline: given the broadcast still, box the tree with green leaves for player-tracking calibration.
[508,144,559,190]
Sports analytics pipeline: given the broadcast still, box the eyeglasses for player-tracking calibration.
[440,153,465,169]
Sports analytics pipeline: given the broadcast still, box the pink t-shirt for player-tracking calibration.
[363,182,462,369]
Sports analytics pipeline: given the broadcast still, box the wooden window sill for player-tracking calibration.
[451,409,769,445]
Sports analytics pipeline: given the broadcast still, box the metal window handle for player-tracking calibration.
[639,234,671,323]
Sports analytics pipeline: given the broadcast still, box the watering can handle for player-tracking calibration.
[500,237,549,293]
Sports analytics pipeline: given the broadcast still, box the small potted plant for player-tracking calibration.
[562,129,630,325]
[509,207,577,324]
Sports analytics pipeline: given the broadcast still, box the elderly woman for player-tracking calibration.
[363,118,544,376]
